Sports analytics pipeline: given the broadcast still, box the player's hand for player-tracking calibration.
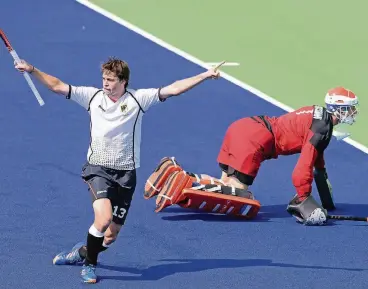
[14,59,34,73]
[204,61,225,79]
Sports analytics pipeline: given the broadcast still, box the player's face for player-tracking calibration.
[102,70,126,97]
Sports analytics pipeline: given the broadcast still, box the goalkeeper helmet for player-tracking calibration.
[325,87,359,125]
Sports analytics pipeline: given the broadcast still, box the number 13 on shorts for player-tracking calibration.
[112,206,127,219]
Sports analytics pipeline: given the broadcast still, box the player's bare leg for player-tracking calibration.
[73,221,122,265]
[61,215,124,283]
[53,198,112,284]
[103,222,122,247]
[93,199,113,233]
[86,198,114,260]
[79,199,113,283]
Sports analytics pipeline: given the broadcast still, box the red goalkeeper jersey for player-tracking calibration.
[267,105,334,196]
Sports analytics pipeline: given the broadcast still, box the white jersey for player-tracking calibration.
[68,86,162,170]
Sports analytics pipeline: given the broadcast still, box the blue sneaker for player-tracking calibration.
[53,242,85,265]
[81,264,97,284]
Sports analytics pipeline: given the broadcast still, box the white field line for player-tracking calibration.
[76,0,368,154]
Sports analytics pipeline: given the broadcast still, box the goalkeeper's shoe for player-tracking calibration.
[53,242,85,265]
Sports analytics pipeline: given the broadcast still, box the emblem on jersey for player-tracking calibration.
[313,106,324,120]
[120,104,128,114]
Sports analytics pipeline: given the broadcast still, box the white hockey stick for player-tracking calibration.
[0,29,45,106]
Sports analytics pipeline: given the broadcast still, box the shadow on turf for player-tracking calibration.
[157,203,368,225]
[98,258,365,281]
[157,205,289,223]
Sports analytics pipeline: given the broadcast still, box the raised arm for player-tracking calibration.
[14,60,69,96]
[159,62,224,99]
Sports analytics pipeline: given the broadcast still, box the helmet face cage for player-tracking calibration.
[327,104,358,125]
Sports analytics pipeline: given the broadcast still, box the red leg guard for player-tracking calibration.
[178,188,261,219]
[144,156,224,200]
[144,157,182,199]
[155,171,193,213]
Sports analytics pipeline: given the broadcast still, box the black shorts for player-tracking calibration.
[219,163,254,186]
[81,162,137,225]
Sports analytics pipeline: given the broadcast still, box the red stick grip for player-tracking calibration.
[0,29,13,51]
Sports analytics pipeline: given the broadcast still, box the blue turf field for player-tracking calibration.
[1,0,368,288]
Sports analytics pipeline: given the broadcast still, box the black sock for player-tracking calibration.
[78,242,109,259]
[100,244,108,252]
[85,232,104,266]
[79,245,87,258]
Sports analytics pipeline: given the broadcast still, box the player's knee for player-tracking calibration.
[93,199,113,231]
[93,212,113,232]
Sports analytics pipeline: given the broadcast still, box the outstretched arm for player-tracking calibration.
[14,60,69,96]
[159,62,225,99]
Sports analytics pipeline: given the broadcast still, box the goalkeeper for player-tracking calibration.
[145,87,359,225]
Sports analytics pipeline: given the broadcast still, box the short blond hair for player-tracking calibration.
[101,57,130,88]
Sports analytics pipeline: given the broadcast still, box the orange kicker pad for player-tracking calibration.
[144,157,182,199]
[155,170,192,212]
[145,156,225,200]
